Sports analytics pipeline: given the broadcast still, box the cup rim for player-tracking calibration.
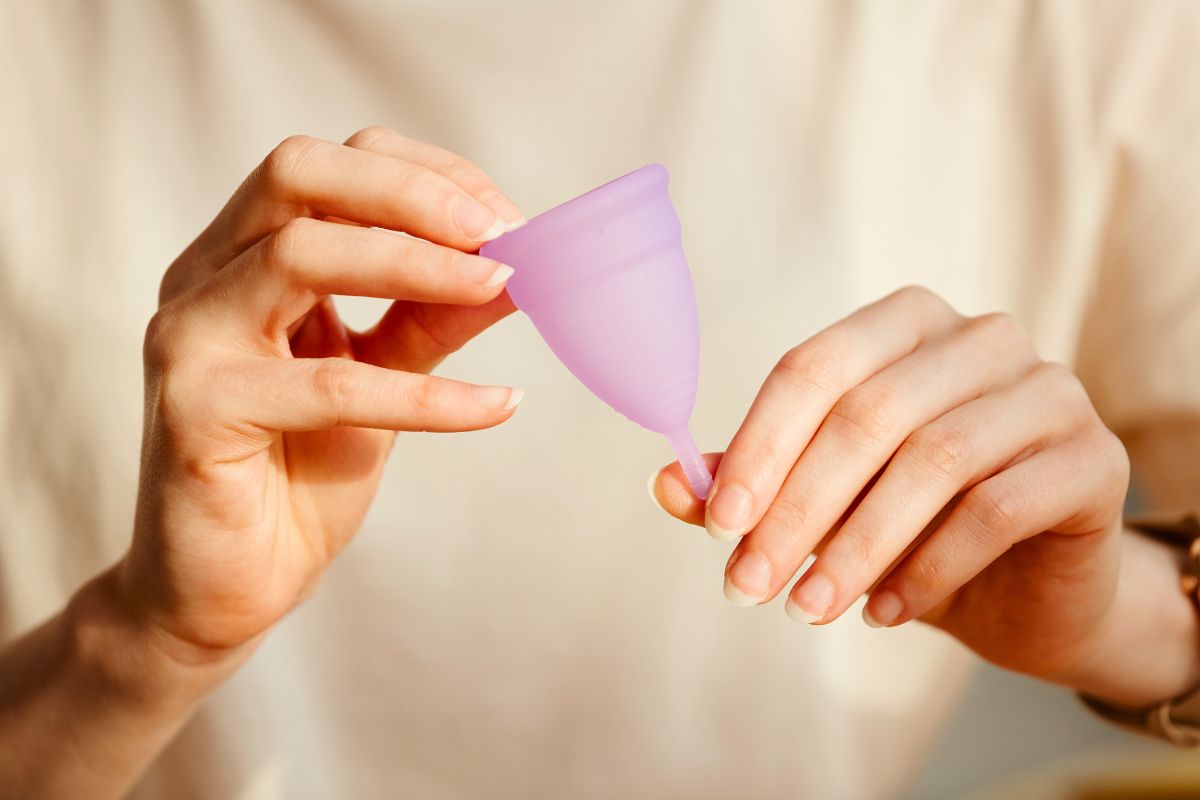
[496,163,669,248]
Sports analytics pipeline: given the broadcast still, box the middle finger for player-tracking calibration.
[723,313,1037,607]
[193,217,514,343]
[785,361,1086,624]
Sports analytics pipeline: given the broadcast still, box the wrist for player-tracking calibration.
[1059,529,1200,708]
[0,562,254,796]
[65,563,250,714]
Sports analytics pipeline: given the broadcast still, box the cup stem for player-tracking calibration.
[666,427,713,501]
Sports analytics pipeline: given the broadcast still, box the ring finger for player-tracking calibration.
[783,362,1090,623]
[723,313,1037,607]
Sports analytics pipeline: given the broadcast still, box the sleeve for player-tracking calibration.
[1074,2,1200,432]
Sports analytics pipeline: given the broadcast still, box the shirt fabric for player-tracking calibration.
[2,2,1199,798]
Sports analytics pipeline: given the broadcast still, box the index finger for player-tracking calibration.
[703,286,960,541]
[171,136,508,298]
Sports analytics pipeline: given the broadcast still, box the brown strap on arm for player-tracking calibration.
[1079,514,1200,747]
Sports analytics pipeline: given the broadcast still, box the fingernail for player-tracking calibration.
[705,483,752,542]
[786,572,834,624]
[474,385,523,410]
[479,192,526,230]
[723,549,771,607]
[458,257,514,287]
[502,388,524,410]
[453,195,505,242]
[784,598,823,625]
[484,264,515,288]
[863,590,904,628]
[646,466,666,509]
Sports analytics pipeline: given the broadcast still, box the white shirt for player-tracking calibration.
[2,2,1198,797]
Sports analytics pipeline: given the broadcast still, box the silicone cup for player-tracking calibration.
[481,164,713,499]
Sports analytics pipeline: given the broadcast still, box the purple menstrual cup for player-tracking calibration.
[481,164,713,500]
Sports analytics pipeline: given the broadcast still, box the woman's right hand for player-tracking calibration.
[118,127,526,664]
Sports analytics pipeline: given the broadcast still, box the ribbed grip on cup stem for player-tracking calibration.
[667,427,713,501]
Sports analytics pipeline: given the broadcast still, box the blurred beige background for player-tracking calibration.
[2,2,1198,797]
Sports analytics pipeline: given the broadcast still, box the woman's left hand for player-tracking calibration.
[650,286,1132,683]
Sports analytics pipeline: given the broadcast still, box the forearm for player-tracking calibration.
[0,565,245,798]
[1056,529,1200,708]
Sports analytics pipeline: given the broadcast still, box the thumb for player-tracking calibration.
[647,452,724,529]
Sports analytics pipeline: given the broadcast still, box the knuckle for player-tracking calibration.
[143,301,204,375]
[158,260,190,306]
[395,164,454,212]
[455,173,496,199]
[961,482,1026,541]
[1042,360,1087,399]
[1096,428,1131,494]
[762,491,811,534]
[1031,359,1073,383]
[902,424,972,479]
[894,284,937,304]
[265,217,317,282]
[310,359,352,421]
[1104,428,1130,470]
[422,144,466,175]
[143,306,180,369]
[732,436,789,480]
[828,384,897,445]
[967,311,1025,343]
[442,246,475,276]
[405,377,438,416]
[774,343,842,395]
[344,124,397,150]
[157,362,208,424]
[262,135,322,192]
[1031,361,1096,419]
[841,528,880,566]
[894,284,948,314]
[965,312,1037,364]
[441,160,494,195]
[391,163,419,198]
[427,180,460,216]
[908,550,951,597]
[888,284,960,329]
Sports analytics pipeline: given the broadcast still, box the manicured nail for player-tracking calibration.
[723,549,771,607]
[502,388,524,410]
[786,572,834,624]
[479,192,525,230]
[458,257,514,287]
[646,466,665,509]
[473,385,523,410]
[483,264,515,288]
[784,598,822,625]
[705,483,752,542]
[863,590,904,628]
[453,195,505,242]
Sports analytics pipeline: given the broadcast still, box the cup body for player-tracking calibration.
[481,164,700,435]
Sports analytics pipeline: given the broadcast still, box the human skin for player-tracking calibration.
[0,133,1195,796]
[649,287,1200,710]
[0,128,526,798]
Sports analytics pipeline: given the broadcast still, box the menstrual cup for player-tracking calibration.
[481,164,712,499]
